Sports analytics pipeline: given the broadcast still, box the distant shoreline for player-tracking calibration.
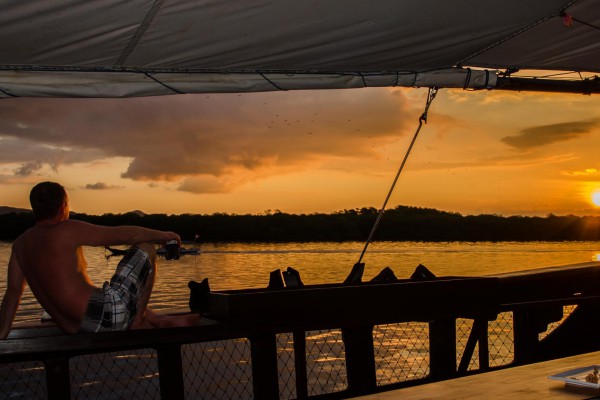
[1,205,599,242]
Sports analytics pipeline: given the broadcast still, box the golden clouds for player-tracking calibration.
[2,87,600,216]
[561,168,600,178]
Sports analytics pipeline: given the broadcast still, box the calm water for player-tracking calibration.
[1,241,599,323]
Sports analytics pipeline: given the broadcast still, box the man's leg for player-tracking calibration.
[128,242,157,329]
[130,242,200,329]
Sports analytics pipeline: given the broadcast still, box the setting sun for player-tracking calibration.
[593,192,600,207]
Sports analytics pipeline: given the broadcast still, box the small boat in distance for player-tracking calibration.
[104,246,127,256]
[157,246,201,257]
[105,245,201,258]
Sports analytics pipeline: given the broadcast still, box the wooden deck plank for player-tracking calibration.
[356,351,600,399]
[0,316,223,361]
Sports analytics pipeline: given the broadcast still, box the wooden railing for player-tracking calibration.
[1,261,599,400]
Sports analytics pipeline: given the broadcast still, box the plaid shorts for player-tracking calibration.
[79,247,151,333]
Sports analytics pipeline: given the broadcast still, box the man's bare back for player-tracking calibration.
[13,221,106,333]
[0,182,200,339]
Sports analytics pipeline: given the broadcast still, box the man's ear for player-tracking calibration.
[59,199,69,218]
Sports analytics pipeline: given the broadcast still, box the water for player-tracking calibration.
[1,241,599,324]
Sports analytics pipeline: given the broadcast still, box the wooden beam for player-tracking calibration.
[495,77,600,95]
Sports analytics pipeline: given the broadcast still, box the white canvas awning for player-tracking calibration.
[0,0,598,98]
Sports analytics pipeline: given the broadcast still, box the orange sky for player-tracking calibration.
[1,87,599,216]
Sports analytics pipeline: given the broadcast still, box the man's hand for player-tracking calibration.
[162,231,181,246]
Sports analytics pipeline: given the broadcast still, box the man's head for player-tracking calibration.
[29,182,68,222]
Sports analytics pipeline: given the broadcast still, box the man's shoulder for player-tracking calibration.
[21,220,97,238]
[62,219,85,227]
[13,226,36,244]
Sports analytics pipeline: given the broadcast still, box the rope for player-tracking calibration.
[259,73,286,91]
[356,87,438,265]
[142,72,184,94]
[0,87,17,97]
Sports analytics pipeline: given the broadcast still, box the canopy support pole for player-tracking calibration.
[495,77,600,95]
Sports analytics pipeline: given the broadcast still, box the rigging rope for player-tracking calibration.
[356,87,438,265]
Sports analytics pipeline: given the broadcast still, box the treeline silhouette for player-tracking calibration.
[1,205,599,242]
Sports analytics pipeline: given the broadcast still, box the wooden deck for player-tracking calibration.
[356,350,600,399]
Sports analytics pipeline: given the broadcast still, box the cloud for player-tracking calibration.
[14,161,43,176]
[562,168,600,176]
[501,119,599,150]
[177,176,232,194]
[84,182,123,190]
[409,152,578,172]
[0,89,415,189]
[561,168,600,180]
[0,136,107,173]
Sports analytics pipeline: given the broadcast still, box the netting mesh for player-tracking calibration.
[539,305,577,341]
[0,308,573,399]
[373,322,430,385]
[488,312,514,367]
[455,313,515,371]
[0,361,46,400]
[305,329,348,396]
[182,339,253,400]
[71,349,160,400]
[276,332,296,400]
[456,318,480,371]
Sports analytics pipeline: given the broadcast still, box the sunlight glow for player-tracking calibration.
[593,192,600,207]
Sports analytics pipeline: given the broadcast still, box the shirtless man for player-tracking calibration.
[0,182,199,339]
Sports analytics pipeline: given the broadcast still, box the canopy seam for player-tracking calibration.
[115,0,165,67]
[457,0,579,67]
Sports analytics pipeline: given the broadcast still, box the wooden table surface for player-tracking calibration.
[356,351,600,399]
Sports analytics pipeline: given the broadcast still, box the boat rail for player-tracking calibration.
[1,261,599,400]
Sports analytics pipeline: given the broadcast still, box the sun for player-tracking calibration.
[593,192,600,207]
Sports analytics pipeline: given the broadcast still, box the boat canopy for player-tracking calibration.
[0,0,598,98]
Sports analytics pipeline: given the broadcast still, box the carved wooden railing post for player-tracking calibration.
[249,333,280,400]
[429,318,457,380]
[44,357,71,400]
[156,344,184,400]
[342,325,376,396]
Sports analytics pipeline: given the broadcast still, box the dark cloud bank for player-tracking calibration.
[501,119,599,150]
[0,89,413,192]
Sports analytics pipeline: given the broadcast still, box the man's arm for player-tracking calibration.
[66,220,181,247]
[0,248,26,339]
